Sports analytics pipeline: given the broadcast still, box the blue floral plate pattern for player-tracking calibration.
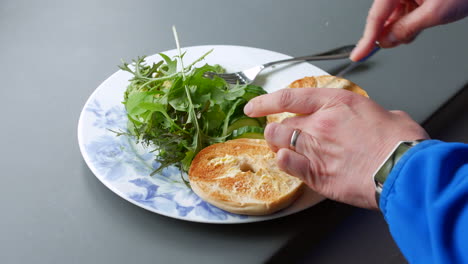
[78,45,326,223]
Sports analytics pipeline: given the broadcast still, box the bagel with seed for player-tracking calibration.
[188,138,304,215]
[267,75,369,123]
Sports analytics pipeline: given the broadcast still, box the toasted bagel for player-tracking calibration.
[188,139,304,215]
[267,75,368,123]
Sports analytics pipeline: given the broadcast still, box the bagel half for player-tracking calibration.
[267,75,368,123]
[188,139,304,215]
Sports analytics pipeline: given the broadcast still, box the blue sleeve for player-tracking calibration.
[380,140,468,264]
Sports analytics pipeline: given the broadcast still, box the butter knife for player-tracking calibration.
[324,44,381,86]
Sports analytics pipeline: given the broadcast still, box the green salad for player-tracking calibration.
[118,49,267,175]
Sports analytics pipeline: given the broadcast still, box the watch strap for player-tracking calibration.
[374,140,424,207]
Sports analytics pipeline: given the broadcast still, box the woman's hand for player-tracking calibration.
[351,0,468,61]
[244,88,429,209]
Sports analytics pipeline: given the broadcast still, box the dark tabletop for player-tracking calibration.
[1,0,467,263]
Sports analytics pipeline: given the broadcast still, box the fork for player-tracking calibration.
[203,44,356,85]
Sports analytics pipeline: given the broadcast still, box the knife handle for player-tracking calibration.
[358,43,381,62]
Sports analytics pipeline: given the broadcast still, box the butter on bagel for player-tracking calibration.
[188,139,304,215]
[267,75,368,123]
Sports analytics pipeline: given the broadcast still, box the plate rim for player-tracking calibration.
[77,44,326,224]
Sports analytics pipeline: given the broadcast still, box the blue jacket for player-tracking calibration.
[380,140,468,263]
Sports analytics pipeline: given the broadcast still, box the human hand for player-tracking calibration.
[351,0,468,61]
[244,88,429,209]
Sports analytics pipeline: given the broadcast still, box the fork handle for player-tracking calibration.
[262,44,356,68]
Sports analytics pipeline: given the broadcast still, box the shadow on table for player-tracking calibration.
[82,160,404,263]
[81,160,358,258]
[326,61,377,77]
[422,81,468,143]
[265,81,468,264]
[79,80,467,264]
[266,206,407,264]
[81,158,349,234]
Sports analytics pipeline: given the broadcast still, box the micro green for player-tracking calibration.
[118,27,267,175]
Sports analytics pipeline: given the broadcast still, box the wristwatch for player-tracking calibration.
[373,140,424,207]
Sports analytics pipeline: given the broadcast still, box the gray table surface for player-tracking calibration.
[1,0,468,263]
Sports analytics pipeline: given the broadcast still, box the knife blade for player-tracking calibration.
[323,44,381,87]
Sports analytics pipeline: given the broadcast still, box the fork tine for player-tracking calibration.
[216,73,239,79]
[204,45,367,86]
[227,79,246,85]
[219,75,241,81]
[203,72,233,79]
[221,77,241,84]
[203,71,217,79]
[203,71,246,84]
[222,76,246,85]
[222,75,246,83]
[231,80,247,85]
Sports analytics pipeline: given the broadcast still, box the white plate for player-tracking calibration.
[78,45,326,224]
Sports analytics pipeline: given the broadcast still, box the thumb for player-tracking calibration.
[379,4,437,47]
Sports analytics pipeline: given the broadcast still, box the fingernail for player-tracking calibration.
[350,39,363,61]
[350,48,359,61]
[244,102,253,116]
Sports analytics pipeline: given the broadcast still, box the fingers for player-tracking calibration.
[378,3,437,47]
[350,0,399,61]
[276,148,311,183]
[353,0,468,60]
[244,87,338,118]
[263,122,291,152]
[352,0,439,59]
[264,122,317,159]
[265,122,322,189]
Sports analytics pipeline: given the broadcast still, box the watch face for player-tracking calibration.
[374,140,423,191]
[374,140,424,206]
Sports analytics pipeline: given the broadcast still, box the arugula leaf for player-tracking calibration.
[202,104,225,134]
[225,84,247,101]
[125,92,153,115]
[158,53,178,75]
[118,49,267,174]
[221,98,244,136]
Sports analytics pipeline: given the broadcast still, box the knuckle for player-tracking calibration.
[301,165,316,188]
[392,21,417,41]
[422,3,447,23]
[366,12,385,25]
[299,132,322,158]
[278,89,295,109]
[390,110,410,118]
[327,91,358,107]
[264,123,278,141]
[434,5,465,24]
[264,123,283,152]
[315,117,337,134]
[304,156,326,187]
[275,150,291,175]
[338,92,356,105]
[288,132,328,190]
[299,132,316,155]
